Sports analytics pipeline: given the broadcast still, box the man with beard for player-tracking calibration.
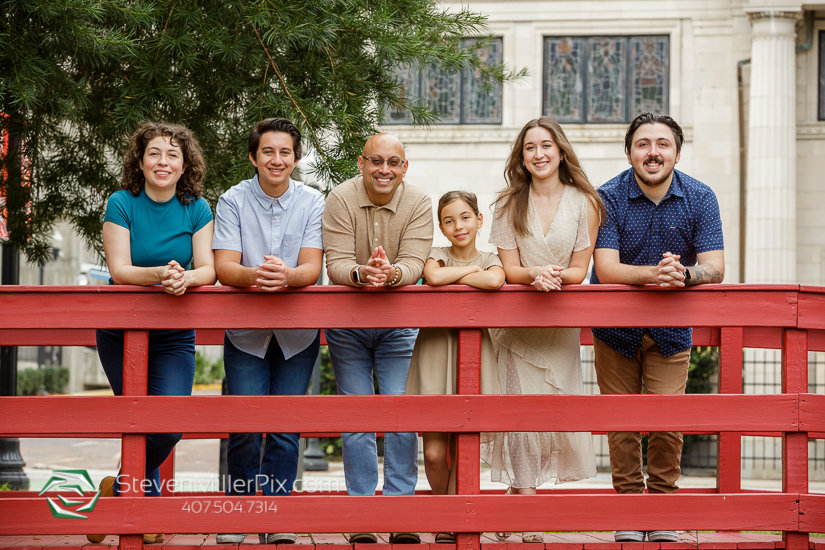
[590,113,724,544]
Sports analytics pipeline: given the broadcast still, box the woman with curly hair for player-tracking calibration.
[88,122,215,545]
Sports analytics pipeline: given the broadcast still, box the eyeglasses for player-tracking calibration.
[361,155,405,169]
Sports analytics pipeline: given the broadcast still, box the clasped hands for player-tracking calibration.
[531,264,564,292]
[656,251,687,288]
[362,246,397,286]
[255,255,291,292]
[161,260,191,296]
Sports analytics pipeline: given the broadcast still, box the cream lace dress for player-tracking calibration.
[482,185,597,487]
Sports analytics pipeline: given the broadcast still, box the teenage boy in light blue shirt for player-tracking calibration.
[212,118,324,545]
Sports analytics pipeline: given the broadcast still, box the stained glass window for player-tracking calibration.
[630,37,669,117]
[462,38,503,124]
[819,30,825,121]
[386,63,420,124]
[422,64,461,124]
[386,37,503,125]
[543,38,585,123]
[543,35,669,123]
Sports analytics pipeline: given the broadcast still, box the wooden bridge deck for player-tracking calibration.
[3,533,822,550]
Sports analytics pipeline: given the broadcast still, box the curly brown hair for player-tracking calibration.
[121,122,205,203]
[495,116,606,236]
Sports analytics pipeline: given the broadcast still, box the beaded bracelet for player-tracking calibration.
[388,264,401,286]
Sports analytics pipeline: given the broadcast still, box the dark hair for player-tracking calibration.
[121,122,205,203]
[248,118,302,162]
[495,116,606,236]
[437,190,480,222]
[624,112,684,154]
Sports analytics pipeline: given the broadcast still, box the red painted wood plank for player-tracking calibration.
[0,287,800,330]
[742,327,784,349]
[0,282,804,295]
[159,452,175,497]
[162,535,209,546]
[0,329,225,347]
[0,327,731,348]
[800,395,825,434]
[782,330,809,496]
[0,494,799,535]
[718,328,744,495]
[783,330,809,550]
[0,394,799,435]
[799,293,825,330]
[119,331,147,550]
[799,495,825,533]
[456,328,482,550]
[809,331,825,353]
[45,535,90,548]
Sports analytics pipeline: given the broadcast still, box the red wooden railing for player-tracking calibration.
[1,284,824,549]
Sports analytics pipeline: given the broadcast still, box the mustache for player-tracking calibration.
[644,157,664,164]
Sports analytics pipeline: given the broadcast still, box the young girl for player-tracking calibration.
[405,190,505,545]
[484,116,606,543]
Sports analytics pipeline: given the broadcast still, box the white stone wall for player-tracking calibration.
[386,0,825,483]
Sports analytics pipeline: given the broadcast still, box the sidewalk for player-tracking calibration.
[19,435,822,494]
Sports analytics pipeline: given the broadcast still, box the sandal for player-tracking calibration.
[521,532,543,544]
[435,533,456,544]
[495,487,514,541]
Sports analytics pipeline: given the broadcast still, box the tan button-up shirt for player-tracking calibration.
[323,175,433,287]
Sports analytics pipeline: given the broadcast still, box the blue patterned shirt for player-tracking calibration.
[590,168,724,357]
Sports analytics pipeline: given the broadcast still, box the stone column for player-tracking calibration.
[744,10,801,283]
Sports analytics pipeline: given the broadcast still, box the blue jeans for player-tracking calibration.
[96,329,196,497]
[325,328,419,496]
[223,332,320,496]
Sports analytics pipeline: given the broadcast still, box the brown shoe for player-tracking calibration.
[86,477,116,543]
[143,534,165,544]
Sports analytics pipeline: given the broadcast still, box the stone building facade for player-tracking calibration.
[384,0,825,480]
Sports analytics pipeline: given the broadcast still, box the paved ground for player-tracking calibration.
[17,433,810,494]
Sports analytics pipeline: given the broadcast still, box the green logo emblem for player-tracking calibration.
[38,469,101,519]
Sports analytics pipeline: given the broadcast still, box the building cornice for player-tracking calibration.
[388,125,694,145]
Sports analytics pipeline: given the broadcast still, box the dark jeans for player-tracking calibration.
[223,332,320,496]
[96,329,196,497]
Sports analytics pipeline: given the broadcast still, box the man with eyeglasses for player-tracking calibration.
[323,133,433,544]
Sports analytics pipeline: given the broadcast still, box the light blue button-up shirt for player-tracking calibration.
[212,175,325,359]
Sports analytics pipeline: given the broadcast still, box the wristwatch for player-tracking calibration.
[352,265,364,286]
[684,268,691,283]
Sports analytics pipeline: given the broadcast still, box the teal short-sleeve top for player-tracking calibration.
[103,189,213,283]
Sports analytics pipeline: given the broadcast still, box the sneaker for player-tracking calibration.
[86,477,116,543]
[259,534,297,544]
[216,534,247,544]
[648,531,678,543]
[347,533,378,544]
[143,535,165,544]
[614,531,646,542]
[389,533,421,544]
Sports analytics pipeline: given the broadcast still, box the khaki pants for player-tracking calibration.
[593,333,690,494]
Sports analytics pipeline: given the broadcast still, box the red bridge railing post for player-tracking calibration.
[717,327,744,496]
[781,328,808,550]
[456,329,482,550]
[120,330,149,550]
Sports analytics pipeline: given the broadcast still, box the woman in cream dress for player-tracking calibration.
[482,117,606,542]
